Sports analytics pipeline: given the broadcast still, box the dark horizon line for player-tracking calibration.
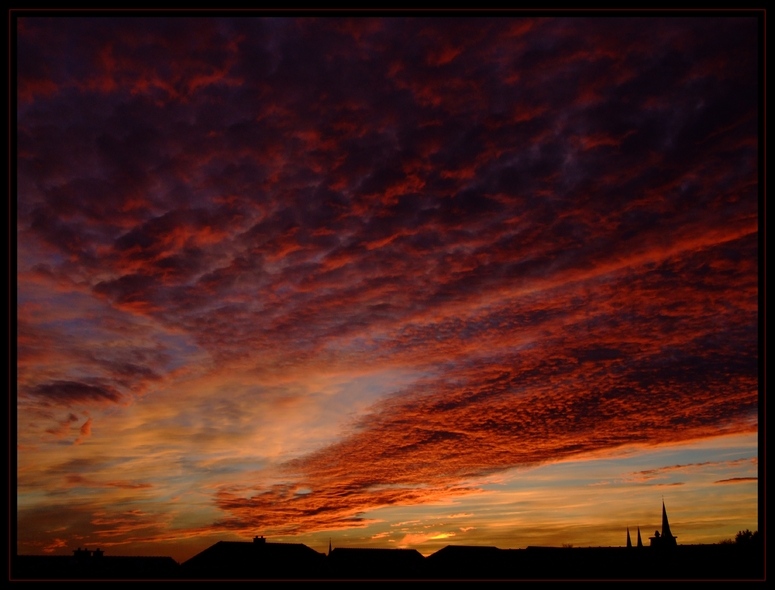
[11,539,765,582]
[14,534,760,562]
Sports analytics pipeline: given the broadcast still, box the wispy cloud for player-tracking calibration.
[714,477,758,485]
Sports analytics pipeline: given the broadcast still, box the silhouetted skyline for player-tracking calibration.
[13,9,761,565]
[12,518,765,581]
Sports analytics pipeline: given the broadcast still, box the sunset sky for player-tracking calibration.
[14,12,762,564]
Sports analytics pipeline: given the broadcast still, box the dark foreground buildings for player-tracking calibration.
[179,535,328,579]
[13,547,180,580]
[11,504,764,580]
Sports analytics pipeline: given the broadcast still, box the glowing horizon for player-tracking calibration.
[14,12,761,565]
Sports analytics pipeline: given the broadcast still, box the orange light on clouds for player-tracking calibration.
[15,13,760,566]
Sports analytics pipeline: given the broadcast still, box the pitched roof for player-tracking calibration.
[426,545,502,561]
[328,547,425,564]
[326,547,426,578]
[181,540,326,579]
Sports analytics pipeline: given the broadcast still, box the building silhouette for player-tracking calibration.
[425,545,510,578]
[180,535,327,579]
[326,546,426,579]
[12,503,763,581]
[648,500,677,548]
[13,547,179,579]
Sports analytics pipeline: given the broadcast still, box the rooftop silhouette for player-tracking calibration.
[11,503,763,581]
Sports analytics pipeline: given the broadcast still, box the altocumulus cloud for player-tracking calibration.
[16,15,759,539]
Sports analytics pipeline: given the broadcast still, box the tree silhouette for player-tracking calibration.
[734,529,760,546]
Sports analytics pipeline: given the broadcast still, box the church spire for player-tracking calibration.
[661,499,674,540]
[637,526,643,548]
[626,527,632,548]
[328,538,332,556]
[649,500,677,547]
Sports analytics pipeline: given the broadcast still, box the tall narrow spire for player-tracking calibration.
[654,500,678,547]
[661,500,674,540]
[637,526,643,548]
[626,527,633,548]
[328,538,332,556]
[649,501,677,547]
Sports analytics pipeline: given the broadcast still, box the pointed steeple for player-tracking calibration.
[328,538,332,556]
[649,500,677,547]
[661,500,674,540]
[637,526,643,548]
[650,499,678,547]
[626,527,632,548]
